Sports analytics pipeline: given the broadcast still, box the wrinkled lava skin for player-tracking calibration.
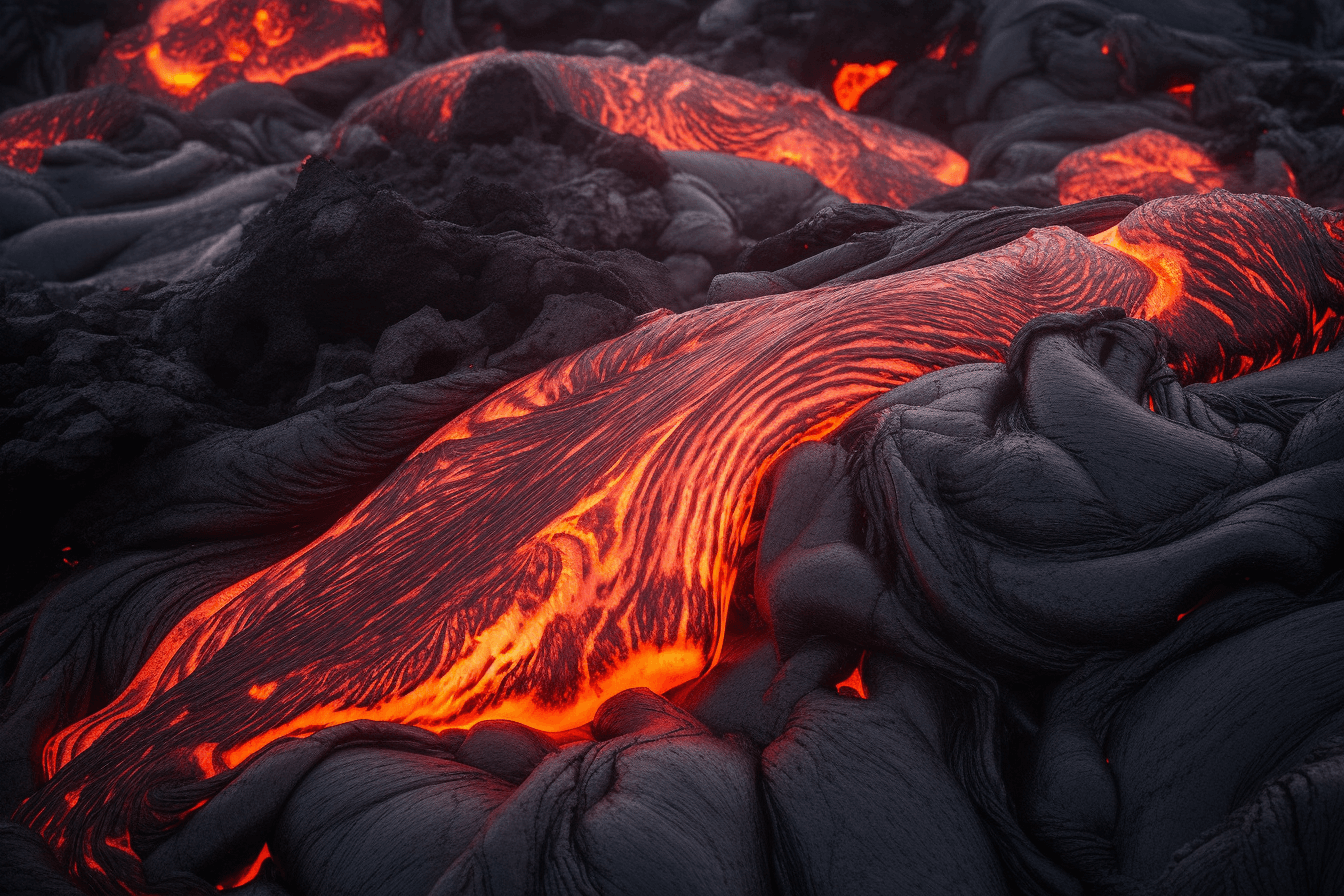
[10,192,1344,894]
[85,0,388,110]
[334,49,968,207]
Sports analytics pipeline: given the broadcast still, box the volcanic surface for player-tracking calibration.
[2,1,1344,895]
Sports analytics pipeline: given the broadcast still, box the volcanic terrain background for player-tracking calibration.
[2,0,1344,894]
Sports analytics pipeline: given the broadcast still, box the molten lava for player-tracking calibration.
[85,0,388,110]
[832,61,897,112]
[336,50,968,207]
[18,192,1344,895]
[1167,83,1195,106]
[1055,128,1297,205]
[0,86,146,172]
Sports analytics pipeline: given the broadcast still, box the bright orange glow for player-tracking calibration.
[43,568,268,775]
[17,195,1343,894]
[248,681,277,700]
[222,643,706,768]
[1091,224,1184,318]
[832,60,897,111]
[84,0,388,110]
[1087,194,1341,382]
[336,50,968,207]
[836,665,867,698]
[1167,83,1195,106]
[1056,128,1297,205]
[217,844,270,889]
[193,743,222,777]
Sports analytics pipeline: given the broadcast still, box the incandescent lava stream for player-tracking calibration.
[15,190,1344,894]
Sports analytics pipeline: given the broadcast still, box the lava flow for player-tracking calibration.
[1056,128,1298,205]
[0,86,148,172]
[19,192,1344,894]
[336,49,968,207]
[85,0,388,110]
[833,61,897,111]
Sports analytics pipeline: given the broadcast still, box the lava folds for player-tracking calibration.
[335,49,969,208]
[85,0,389,110]
[17,191,1344,895]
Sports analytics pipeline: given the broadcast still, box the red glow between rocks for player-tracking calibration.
[832,60,897,111]
[1167,82,1195,106]
[836,666,868,698]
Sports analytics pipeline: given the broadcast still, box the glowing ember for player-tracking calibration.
[836,665,868,697]
[832,60,897,111]
[85,0,388,110]
[19,193,1342,894]
[1167,83,1195,106]
[924,33,973,63]
[336,50,968,207]
[1055,128,1297,205]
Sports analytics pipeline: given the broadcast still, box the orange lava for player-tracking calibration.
[836,665,868,698]
[1055,128,1297,205]
[335,50,968,207]
[1167,82,1195,107]
[85,0,388,110]
[1091,223,1183,317]
[0,86,145,172]
[218,844,270,889]
[832,60,896,111]
[19,192,1343,895]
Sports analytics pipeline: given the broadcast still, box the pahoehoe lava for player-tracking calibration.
[3,2,1344,895]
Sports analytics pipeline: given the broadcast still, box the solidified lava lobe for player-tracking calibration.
[85,0,388,110]
[20,192,1344,895]
[335,50,969,207]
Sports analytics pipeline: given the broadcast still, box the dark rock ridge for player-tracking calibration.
[0,156,659,612]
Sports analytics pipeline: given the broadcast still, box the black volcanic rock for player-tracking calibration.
[151,157,492,401]
[0,159,665,612]
[716,197,1140,303]
[346,62,673,255]
[438,176,553,237]
[151,157,656,405]
[370,306,486,386]
[736,203,915,273]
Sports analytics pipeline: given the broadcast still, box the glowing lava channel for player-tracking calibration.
[18,194,1344,896]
